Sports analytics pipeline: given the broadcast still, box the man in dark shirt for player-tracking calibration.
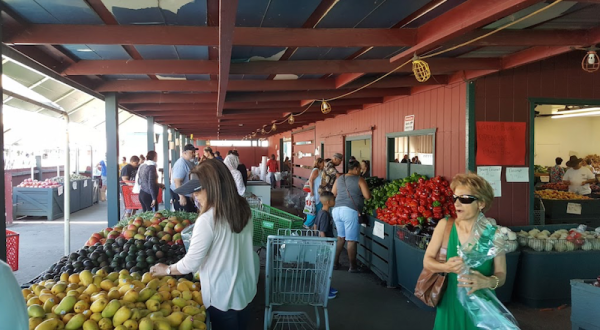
[120,155,140,218]
[314,191,338,299]
[230,150,248,186]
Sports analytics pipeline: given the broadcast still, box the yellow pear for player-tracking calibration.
[43,299,57,313]
[76,286,86,294]
[145,299,160,312]
[122,289,139,303]
[181,290,192,301]
[172,297,187,308]
[32,318,59,330]
[182,306,200,316]
[191,291,203,305]
[141,273,154,284]
[90,292,107,303]
[148,293,163,303]
[112,306,132,326]
[27,297,42,307]
[119,269,130,278]
[154,320,171,330]
[96,269,108,278]
[114,325,128,330]
[101,299,121,318]
[178,315,193,330]
[193,312,206,323]
[90,312,102,322]
[83,284,100,295]
[39,293,57,304]
[138,317,153,330]
[60,273,70,283]
[98,318,112,330]
[80,270,93,286]
[55,296,78,315]
[51,283,67,295]
[29,316,44,330]
[66,290,79,298]
[137,288,155,302]
[74,301,90,314]
[79,293,92,304]
[145,279,159,290]
[132,280,145,290]
[106,272,119,282]
[82,319,100,330]
[139,309,151,318]
[99,280,115,292]
[62,312,76,324]
[90,299,108,313]
[192,319,207,330]
[119,284,135,295]
[22,288,33,299]
[135,302,146,309]
[129,308,141,321]
[93,275,103,288]
[185,299,196,307]
[56,292,67,301]
[171,305,181,313]
[159,302,172,317]
[148,312,165,321]
[176,282,189,292]
[123,319,138,330]
[64,313,86,330]
[157,291,170,301]
[170,290,182,298]
[28,304,46,318]
[166,311,186,327]
[107,288,121,300]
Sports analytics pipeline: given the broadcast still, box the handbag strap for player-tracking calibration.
[438,218,455,261]
[343,175,361,214]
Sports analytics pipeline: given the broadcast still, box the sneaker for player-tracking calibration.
[328,290,337,299]
[329,287,338,295]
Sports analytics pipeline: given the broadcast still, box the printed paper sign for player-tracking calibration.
[567,203,582,215]
[506,167,529,182]
[72,182,77,190]
[84,180,88,187]
[477,166,502,197]
[404,115,415,131]
[58,186,63,196]
[373,221,385,239]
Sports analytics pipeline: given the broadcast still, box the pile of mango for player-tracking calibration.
[25,269,207,330]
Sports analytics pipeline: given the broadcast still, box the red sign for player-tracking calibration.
[476,122,526,165]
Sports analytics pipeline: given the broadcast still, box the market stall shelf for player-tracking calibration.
[541,199,600,227]
[13,186,64,220]
[79,178,93,209]
[570,279,600,330]
[357,216,396,287]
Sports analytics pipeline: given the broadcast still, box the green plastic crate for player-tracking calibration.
[260,205,303,222]
[252,208,304,247]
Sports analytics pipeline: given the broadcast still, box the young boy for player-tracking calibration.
[315,191,339,299]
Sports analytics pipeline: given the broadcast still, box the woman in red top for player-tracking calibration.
[267,154,279,189]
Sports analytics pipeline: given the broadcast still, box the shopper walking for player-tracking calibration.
[120,155,140,218]
[319,153,343,194]
[149,159,258,330]
[267,154,279,189]
[215,151,224,161]
[224,154,246,196]
[202,147,215,162]
[424,173,506,330]
[314,191,339,299]
[139,154,146,164]
[119,156,127,171]
[138,151,159,212]
[331,160,371,272]
[303,158,325,227]
[233,151,248,186]
[550,157,565,183]
[172,144,199,212]
[563,155,596,196]
[97,156,107,202]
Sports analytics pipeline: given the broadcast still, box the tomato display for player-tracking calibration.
[375,175,457,227]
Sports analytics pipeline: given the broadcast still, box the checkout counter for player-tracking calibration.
[246,180,271,206]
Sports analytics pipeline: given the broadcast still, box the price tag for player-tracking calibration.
[540,176,550,183]
[373,221,385,239]
[567,203,582,215]
[84,180,88,187]
[58,186,63,196]
[72,182,77,190]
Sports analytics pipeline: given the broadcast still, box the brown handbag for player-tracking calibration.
[414,218,455,307]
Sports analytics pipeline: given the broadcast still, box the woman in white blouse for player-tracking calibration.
[149,159,257,330]
[224,154,246,196]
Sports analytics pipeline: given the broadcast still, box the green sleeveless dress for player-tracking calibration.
[433,224,495,330]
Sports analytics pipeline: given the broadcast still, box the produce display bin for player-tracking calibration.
[13,187,64,220]
[357,216,396,287]
[69,180,81,213]
[393,236,519,308]
[571,279,600,330]
[6,230,19,271]
[79,178,93,209]
[92,179,99,204]
[541,199,600,227]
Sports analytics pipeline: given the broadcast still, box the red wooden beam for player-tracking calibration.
[217,0,238,117]
[207,0,219,80]
[66,58,500,76]
[7,25,417,48]
[336,0,542,88]
[345,75,449,89]
[226,88,410,102]
[118,93,217,104]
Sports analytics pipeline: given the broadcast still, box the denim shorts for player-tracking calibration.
[332,206,360,242]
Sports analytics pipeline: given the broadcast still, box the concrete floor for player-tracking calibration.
[7,200,571,330]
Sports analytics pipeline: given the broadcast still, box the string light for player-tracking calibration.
[320,100,331,114]
[412,54,431,82]
[288,114,295,125]
[252,131,256,137]
[272,123,277,132]
[247,0,563,135]
[582,50,599,73]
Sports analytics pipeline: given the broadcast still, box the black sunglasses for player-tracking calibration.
[452,194,479,204]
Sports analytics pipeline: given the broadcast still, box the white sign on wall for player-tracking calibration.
[404,115,415,131]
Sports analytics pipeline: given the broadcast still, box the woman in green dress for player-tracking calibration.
[423,173,507,330]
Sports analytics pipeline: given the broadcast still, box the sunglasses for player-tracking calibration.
[452,194,479,204]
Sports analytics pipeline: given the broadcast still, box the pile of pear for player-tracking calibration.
[25,269,207,330]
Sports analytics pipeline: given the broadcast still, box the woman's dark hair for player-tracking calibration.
[146,151,157,161]
[130,156,140,163]
[587,159,592,165]
[361,160,370,171]
[555,157,563,165]
[215,151,221,156]
[271,154,275,160]
[191,159,251,233]
[140,154,146,161]
[313,158,324,169]
[347,160,360,171]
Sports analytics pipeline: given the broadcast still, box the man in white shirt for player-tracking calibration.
[563,155,596,196]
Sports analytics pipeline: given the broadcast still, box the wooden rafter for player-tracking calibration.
[217,0,238,117]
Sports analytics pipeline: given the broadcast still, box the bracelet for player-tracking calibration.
[489,275,500,290]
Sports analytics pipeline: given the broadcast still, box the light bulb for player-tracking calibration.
[588,52,596,65]
[252,131,256,137]
[272,123,277,131]
[288,114,295,125]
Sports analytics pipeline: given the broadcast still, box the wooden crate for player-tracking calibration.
[13,187,64,220]
[571,279,600,330]
[357,216,396,287]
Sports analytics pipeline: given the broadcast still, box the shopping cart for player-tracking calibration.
[121,182,163,210]
[252,207,304,248]
[264,230,336,330]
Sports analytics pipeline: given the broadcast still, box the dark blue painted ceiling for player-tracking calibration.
[4,0,103,24]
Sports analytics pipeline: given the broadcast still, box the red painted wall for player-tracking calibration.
[269,82,467,181]
[474,52,600,226]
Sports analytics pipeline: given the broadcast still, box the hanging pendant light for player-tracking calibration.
[252,131,256,137]
[582,50,600,73]
[288,114,295,125]
[412,54,431,82]
[321,100,331,114]
[271,123,277,132]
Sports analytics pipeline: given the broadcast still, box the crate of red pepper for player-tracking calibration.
[375,175,456,226]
